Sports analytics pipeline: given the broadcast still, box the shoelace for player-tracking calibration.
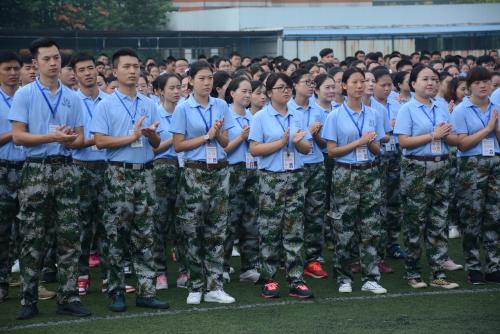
[295,284,309,291]
[265,282,279,290]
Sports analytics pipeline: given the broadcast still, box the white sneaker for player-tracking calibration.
[223,271,231,283]
[229,267,235,274]
[156,274,168,290]
[186,292,202,305]
[231,247,240,257]
[204,290,235,304]
[239,269,260,283]
[448,226,460,239]
[11,260,20,273]
[441,259,464,271]
[338,282,352,293]
[361,281,387,294]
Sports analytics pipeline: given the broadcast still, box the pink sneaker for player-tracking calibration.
[89,253,100,267]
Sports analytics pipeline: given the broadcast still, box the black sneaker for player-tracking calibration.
[468,271,486,285]
[16,304,39,320]
[261,280,280,298]
[109,293,127,312]
[136,297,169,309]
[289,283,314,299]
[485,271,500,284]
[41,271,57,283]
[56,301,91,317]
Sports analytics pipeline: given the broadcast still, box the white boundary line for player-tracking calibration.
[1,287,500,332]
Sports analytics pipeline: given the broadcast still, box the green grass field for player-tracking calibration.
[1,238,499,333]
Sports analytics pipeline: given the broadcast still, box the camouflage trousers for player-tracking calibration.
[104,165,157,298]
[456,155,500,273]
[377,149,402,257]
[328,164,381,284]
[152,160,187,274]
[76,163,109,279]
[258,170,305,286]
[223,164,259,273]
[177,165,229,292]
[303,163,325,263]
[448,147,460,228]
[17,161,81,305]
[0,165,22,292]
[323,154,334,245]
[401,158,449,279]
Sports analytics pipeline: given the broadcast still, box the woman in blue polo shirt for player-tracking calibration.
[249,72,314,299]
[171,61,236,305]
[394,65,459,290]
[321,67,387,295]
[451,66,500,285]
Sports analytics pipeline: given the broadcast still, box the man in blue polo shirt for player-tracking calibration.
[90,48,168,312]
[8,38,89,320]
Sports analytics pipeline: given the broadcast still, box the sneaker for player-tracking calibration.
[41,271,57,283]
[441,259,464,271]
[304,261,328,279]
[338,282,352,293]
[186,291,202,305]
[176,272,189,288]
[387,244,407,259]
[289,283,314,299]
[56,301,91,317]
[88,253,100,267]
[239,269,260,283]
[204,290,236,304]
[468,271,486,285]
[229,267,235,274]
[408,278,428,289]
[125,285,135,294]
[485,271,500,284]
[231,247,241,257]
[351,262,361,273]
[361,281,387,294]
[16,304,39,320]
[223,271,230,283]
[448,226,460,239]
[109,293,126,312]
[261,280,280,298]
[102,279,108,293]
[156,274,168,290]
[136,296,169,309]
[11,259,20,273]
[378,260,394,273]
[38,285,56,300]
[430,277,459,289]
[78,276,90,296]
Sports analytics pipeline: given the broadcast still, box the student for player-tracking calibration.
[451,66,500,284]
[393,71,412,104]
[222,76,260,283]
[249,72,314,299]
[19,54,37,86]
[90,48,168,312]
[321,67,387,294]
[104,76,119,94]
[444,77,469,106]
[216,58,231,73]
[175,58,189,75]
[394,65,459,289]
[328,67,344,108]
[211,71,231,100]
[320,48,334,64]
[171,61,236,305]
[279,60,297,77]
[250,80,267,114]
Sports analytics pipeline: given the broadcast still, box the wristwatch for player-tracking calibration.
[203,134,210,142]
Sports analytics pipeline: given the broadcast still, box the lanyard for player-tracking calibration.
[236,117,249,128]
[115,92,138,124]
[35,79,62,118]
[470,105,492,128]
[419,104,436,127]
[196,106,212,133]
[386,103,391,121]
[306,107,313,126]
[343,103,365,138]
[83,99,93,119]
[0,89,11,109]
[274,113,291,150]
[165,114,172,125]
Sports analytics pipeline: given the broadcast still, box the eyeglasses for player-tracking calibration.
[299,80,316,87]
[272,86,292,92]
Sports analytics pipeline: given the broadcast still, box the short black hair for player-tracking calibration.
[319,48,334,58]
[396,59,413,71]
[112,48,140,68]
[105,75,118,85]
[0,51,21,66]
[70,52,95,69]
[265,72,293,93]
[409,65,439,92]
[29,37,60,58]
[466,66,492,88]
[476,55,495,66]
[354,50,365,57]
[20,54,33,66]
[61,53,72,68]
[230,51,241,58]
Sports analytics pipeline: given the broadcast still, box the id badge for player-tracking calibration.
[356,145,369,162]
[206,145,218,164]
[177,152,185,168]
[49,124,59,133]
[482,138,495,157]
[129,129,143,148]
[385,137,396,152]
[245,152,257,169]
[283,151,295,170]
[431,140,442,154]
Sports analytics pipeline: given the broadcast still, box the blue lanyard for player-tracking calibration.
[115,92,139,124]
[343,103,365,138]
[419,104,436,127]
[274,114,291,132]
[196,106,212,133]
[236,117,249,128]
[165,115,171,125]
[386,103,391,121]
[0,89,11,109]
[35,79,62,118]
[83,99,93,119]
[306,107,312,126]
[470,105,492,128]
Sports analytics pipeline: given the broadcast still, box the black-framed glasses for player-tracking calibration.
[299,80,316,87]
[272,86,292,92]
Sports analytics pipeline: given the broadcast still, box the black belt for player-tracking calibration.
[185,160,228,170]
[27,156,72,164]
[109,161,153,170]
[336,161,379,170]
[406,155,449,162]
[261,168,303,174]
[153,158,178,167]
[0,160,24,169]
[73,159,107,169]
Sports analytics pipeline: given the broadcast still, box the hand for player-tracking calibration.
[308,122,322,136]
[448,100,455,113]
[292,129,306,144]
[207,122,221,140]
[239,124,250,140]
[141,121,160,139]
[433,123,452,139]
[487,109,498,132]
[52,126,78,143]
[281,128,290,147]
[358,131,376,145]
[132,116,146,139]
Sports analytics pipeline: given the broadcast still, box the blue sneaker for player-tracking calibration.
[109,293,126,312]
[388,244,406,259]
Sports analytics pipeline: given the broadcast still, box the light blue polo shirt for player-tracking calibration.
[371,97,401,147]
[170,95,234,162]
[0,87,25,161]
[155,104,177,160]
[90,89,161,163]
[248,103,312,172]
[288,98,324,164]
[8,79,83,158]
[72,90,108,161]
[321,103,385,164]
[394,98,451,156]
[227,106,253,165]
[451,99,500,157]
[491,87,500,105]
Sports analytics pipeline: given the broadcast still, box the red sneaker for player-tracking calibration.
[351,262,361,273]
[78,277,90,296]
[261,280,280,298]
[378,260,394,273]
[89,253,100,267]
[304,261,328,279]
